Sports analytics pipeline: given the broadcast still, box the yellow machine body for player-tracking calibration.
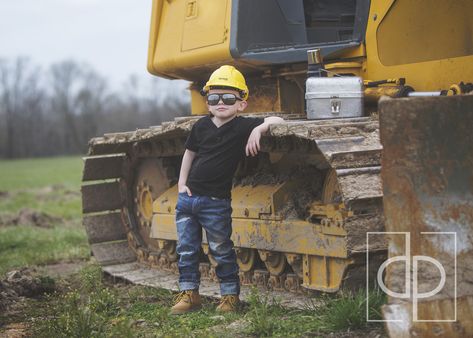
[151,183,351,291]
[147,0,233,80]
[364,0,473,91]
[148,0,473,114]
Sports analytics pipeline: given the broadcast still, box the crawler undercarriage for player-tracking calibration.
[82,114,386,298]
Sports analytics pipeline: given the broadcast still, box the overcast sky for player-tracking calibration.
[0,0,188,94]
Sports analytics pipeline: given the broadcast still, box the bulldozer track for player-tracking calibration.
[102,262,313,308]
[82,113,386,302]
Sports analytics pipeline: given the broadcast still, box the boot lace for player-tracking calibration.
[220,295,238,308]
[173,290,193,305]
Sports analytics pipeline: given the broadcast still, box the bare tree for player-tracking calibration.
[0,57,44,158]
[49,60,83,154]
[0,57,190,158]
[74,67,109,151]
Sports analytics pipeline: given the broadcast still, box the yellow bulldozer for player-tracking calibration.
[82,0,473,334]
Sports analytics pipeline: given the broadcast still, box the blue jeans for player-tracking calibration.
[175,192,240,295]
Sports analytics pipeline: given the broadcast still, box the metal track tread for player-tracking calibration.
[102,263,313,308]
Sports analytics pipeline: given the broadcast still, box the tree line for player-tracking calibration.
[0,57,190,158]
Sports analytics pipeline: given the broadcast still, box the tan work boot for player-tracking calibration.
[216,294,240,313]
[170,290,202,315]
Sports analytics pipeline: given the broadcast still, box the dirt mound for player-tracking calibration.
[0,268,55,312]
[0,208,61,228]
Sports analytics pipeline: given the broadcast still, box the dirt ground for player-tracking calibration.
[0,209,62,228]
[0,261,86,338]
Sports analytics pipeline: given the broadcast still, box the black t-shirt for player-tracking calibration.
[185,115,264,199]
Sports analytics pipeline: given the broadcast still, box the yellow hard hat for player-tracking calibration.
[202,65,249,100]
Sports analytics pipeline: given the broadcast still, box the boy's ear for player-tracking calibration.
[238,100,248,112]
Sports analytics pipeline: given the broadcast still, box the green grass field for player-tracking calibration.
[0,156,83,191]
[0,156,89,275]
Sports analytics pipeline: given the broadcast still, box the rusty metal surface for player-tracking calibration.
[82,155,126,181]
[344,213,385,254]
[336,167,383,202]
[83,212,127,244]
[329,149,381,169]
[88,118,194,148]
[88,142,132,156]
[81,181,122,213]
[379,96,473,337]
[90,241,136,266]
[383,295,473,338]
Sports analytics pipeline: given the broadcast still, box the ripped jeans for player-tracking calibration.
[175,192,240,295]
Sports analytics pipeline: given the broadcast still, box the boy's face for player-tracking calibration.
[207,88,247,119]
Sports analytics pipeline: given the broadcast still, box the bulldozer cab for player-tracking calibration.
[231,0,368,64]
[147,0,369,80]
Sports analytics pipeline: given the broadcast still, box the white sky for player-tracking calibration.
[0,0,188,95]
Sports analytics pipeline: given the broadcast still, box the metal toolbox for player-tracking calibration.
[305,76,364,119]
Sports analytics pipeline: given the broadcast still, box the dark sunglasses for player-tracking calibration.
[207,93,243,106]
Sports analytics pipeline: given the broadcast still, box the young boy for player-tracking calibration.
[171,65,284,314]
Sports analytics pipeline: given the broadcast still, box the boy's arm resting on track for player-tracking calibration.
[178,149,196,196]
[245,116,285,157]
